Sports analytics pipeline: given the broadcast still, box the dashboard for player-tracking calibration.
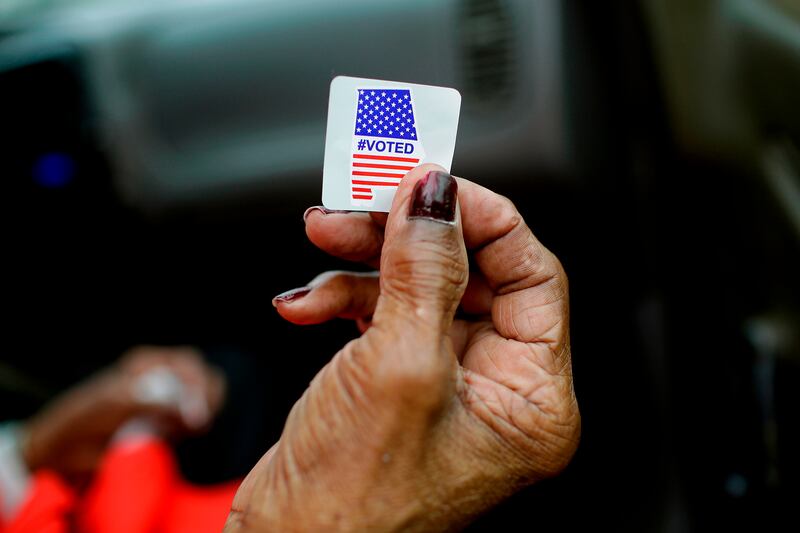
[0,0,580,211]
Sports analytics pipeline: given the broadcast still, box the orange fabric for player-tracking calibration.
[2,440,239,533]
[163,481,242,533]
[78,439,177,533]
[0,471,75,533]
[78,439,239,533]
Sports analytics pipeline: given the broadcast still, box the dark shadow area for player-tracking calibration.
[1,1,798,531]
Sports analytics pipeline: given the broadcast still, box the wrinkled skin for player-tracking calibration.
[226,165,580,532]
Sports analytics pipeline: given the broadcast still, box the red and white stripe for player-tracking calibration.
[350,154,419,201]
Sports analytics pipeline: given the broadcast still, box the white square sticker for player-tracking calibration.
[322,76,461,212]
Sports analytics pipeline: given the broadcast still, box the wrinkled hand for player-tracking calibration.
[23,346,226,482]
[227,166,580,531]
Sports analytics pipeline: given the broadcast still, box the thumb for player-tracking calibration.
[372,166,468,338]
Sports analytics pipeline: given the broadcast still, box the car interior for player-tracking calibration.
[1,0,798,530]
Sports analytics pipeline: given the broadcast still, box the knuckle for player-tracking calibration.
[494,194,524,234]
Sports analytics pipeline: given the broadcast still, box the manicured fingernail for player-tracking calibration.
[303,206,349,222]
[272,287,311,306]
[408,171,457,224]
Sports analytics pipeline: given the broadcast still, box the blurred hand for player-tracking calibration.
[22,346,226,483]
[227,166,580,531]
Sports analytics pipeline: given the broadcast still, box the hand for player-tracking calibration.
[227,166,580,531]
[22,346,226,483]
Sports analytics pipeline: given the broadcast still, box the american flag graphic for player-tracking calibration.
[350,88,422,204]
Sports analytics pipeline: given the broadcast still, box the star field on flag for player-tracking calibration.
[350,88,422,203]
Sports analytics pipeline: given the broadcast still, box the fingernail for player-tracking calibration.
[272,287,312,306]
[303,206,349,222]
[408,171,457,224]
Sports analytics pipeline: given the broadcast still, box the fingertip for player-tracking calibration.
[407,170,458,225]
[303,205,352,222]
[272,287,312,307]
[273,272,380,326]
[449,178,522,249]
[303,209,384,265]
[394,163,448,197]
[272,287,315,324]
[303,205,327,223]
[375,168,468,335]
[389,163,451,214]
[303,206,341,241]
[272,286,322,325]
[303,209,329,245]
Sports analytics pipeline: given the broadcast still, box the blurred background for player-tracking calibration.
[1,0,799,531]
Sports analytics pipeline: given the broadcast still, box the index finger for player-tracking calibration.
[303,174,569,368]
[456,178,564,294]
[306,172,563,285]
[456,178,568,348]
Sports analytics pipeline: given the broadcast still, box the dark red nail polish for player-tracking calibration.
[408,171,457,223]
[272,287,311,305]
[303,206,349,222]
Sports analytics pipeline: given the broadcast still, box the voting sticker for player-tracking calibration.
[322,76,461,212]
